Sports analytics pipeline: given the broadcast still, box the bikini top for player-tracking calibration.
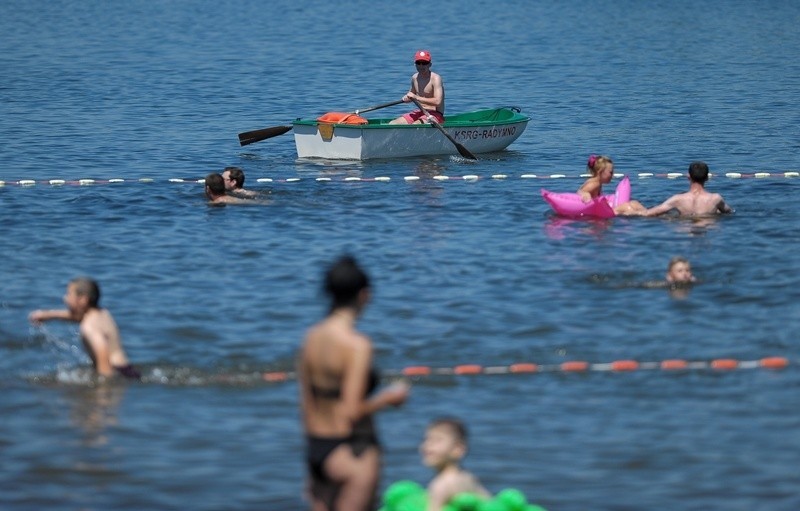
[310,367,379,400]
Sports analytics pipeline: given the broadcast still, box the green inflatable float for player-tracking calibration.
[379,480,547,511]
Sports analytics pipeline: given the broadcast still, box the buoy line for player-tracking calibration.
[260,356,790,382]
[1,171,798,188]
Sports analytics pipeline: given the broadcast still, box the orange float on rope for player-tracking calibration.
[711,359,739,370]
[660,359,689,370]
[454,364,483,375]
[611,360,639,371]
[510,363,539,373]
[403,366,432,377]
[262,371,289,382]
[760,356,789,369]
[561,361,589,372]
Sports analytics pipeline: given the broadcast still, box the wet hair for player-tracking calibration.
[688,161,710,184]
[224,166,245,188]
[428,417,468,445]
[324,255,370,309]
[70,277,100,308]
[205,173,226,195]
[668,256,690,272]
[587,154,613,176]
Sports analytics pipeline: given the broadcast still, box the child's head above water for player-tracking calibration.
[587,154,614,181]
[64,277,101,313]
[420,417,469,471]
[666,257,695,284]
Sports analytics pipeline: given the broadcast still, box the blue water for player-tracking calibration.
[2,1,799,510]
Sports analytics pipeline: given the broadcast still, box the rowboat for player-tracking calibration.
[291,107,530,160]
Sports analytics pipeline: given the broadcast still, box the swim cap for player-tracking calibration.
[414,50,431,62]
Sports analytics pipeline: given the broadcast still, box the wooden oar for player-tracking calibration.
[238,100,405,147]
[410,98,477,160]
[353,99,404,115]
[238,125,292,146]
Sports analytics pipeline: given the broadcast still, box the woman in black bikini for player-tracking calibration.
[299,256,410,511]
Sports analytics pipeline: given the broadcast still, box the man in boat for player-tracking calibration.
[390,49,445,125]
[221,166,258,198]
[643,161,733,216]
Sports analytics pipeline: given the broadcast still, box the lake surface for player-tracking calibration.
[1,1,799,510]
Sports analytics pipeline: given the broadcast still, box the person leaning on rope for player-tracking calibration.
[221,166,258,198]
[643,161,733,216]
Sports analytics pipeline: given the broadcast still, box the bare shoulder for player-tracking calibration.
[346,330,373,354]
[232,189,259,199]
[428,471,459,496]
[81,308,102,327]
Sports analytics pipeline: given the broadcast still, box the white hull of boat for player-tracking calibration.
[292,109,529,160]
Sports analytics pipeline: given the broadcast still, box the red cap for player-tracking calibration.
[414,50,431,62]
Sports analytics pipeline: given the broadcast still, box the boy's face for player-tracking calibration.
[420,425,465,469]
[63,283,87,313]
[667,262,694,283]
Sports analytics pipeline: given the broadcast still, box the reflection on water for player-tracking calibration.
[62,384,126,447]
[543,215,613,240]
[413,159,448,178]
[543,213,722,240]
[664,215,721,237]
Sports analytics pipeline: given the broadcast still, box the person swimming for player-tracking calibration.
[29,277,141,380]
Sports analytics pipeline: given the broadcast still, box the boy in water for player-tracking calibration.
[644,161,733,216]
[29,277,140,380]
[420,417,490,511]
[642,257,696,299]
[666,256,695,284]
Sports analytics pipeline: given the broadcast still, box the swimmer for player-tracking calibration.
[204,173,249,204]
[665,256,696,284]
[221,166,259,198]
[644,161,733,217]
[29,277,140,380]
[641,257,697,299]
[421,417,490,511]
[299,255,409,511]
[578,155,646,215]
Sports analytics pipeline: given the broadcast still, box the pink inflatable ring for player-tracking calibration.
[541,176,631,219]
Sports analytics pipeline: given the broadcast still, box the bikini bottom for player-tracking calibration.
[114,364,141,380]
[305,427,380,510]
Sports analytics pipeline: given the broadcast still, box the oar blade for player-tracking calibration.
[454,142,478,160]
[238,125,293,146]
[428,118,477,160]
[410,98,478,160]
